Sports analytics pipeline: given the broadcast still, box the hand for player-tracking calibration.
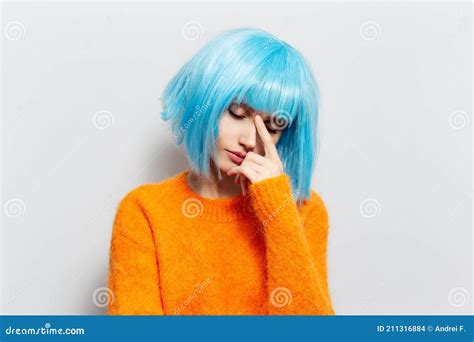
[227,115,284,195]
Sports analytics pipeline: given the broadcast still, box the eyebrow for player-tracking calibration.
[232,103,271,122]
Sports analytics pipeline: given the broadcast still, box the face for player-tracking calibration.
[215,102,284,173]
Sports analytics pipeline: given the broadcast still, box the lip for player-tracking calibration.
[225,150,245,165]
[229,150,247,158]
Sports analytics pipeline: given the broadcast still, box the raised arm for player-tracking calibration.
[248,174,335,315]
[227,114,335,315]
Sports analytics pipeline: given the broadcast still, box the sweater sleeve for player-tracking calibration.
[107,190,164,315]
[248,173,335,315]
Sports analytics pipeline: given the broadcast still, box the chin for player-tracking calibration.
[221,159,235,174]
[220,162,233,174]
[212,153,232,174]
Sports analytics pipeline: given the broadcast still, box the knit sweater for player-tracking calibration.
[107,169,335,315]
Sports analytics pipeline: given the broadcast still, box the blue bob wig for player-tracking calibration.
[161,27,321,205]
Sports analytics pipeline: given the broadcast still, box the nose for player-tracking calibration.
[238,121,257,149]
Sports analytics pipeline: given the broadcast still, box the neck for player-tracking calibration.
[187,162,243,199]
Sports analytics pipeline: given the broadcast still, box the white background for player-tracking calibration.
[2,1,472,314]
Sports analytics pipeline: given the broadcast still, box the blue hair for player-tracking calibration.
[161,27,321,205]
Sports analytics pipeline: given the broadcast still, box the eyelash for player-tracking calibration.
[228,108,278,134]
[229,109,245,120]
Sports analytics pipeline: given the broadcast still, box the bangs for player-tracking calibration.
[211,35,306,129]
[233,55,302,129]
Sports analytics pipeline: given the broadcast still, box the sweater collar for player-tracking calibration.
[167,169,255,223]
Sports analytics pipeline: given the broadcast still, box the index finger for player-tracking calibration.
[254,115,279,161]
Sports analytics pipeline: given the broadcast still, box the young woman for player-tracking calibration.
[107,27,335,315]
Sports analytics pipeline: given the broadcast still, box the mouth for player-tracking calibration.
[225,150,245,165]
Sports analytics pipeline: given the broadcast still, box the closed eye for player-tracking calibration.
[229,107,278,134]
[229,108,245,120]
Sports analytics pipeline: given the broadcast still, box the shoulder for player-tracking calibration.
[298,190,331,245]
[309,189,328,215]
[299,189,329,224]
[116,170,186,211]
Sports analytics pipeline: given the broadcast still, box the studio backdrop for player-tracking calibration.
[2,1,472,315]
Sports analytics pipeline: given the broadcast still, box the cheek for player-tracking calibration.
[216,117,228,145]
[217,115,239,144]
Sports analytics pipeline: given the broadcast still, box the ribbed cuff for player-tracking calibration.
[248,173,295,223]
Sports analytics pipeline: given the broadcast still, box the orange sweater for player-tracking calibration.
[107,169,335,315]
